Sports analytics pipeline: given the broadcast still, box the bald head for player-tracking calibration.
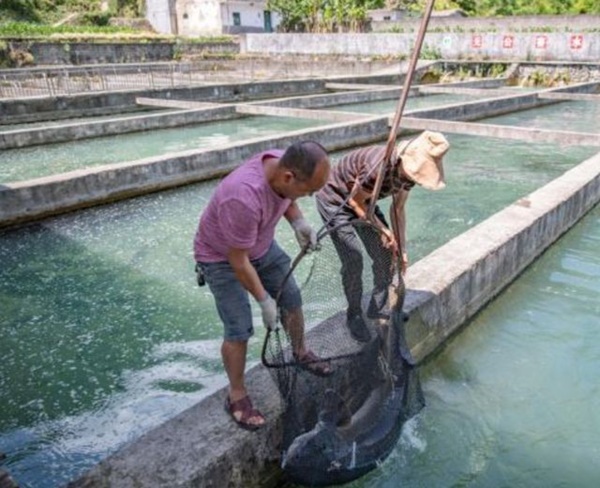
[279,141,329,181]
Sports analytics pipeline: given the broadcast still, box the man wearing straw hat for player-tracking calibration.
[315,130,450,342]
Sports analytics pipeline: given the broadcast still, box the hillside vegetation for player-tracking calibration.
[1,0,599,37]
[1,0,143,24]
[267,1,600,32]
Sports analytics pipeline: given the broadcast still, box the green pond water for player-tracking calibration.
[331,93,482,115]
[0,115,328,184]
[0,125,598,485]
[350,202,600,488]
[484,100,600,134]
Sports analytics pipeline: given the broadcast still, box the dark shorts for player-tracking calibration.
[197,241,302,342]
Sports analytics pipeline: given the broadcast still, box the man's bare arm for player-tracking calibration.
[349,181,396,249]
[391,189,410,273]
[347,181,370,219]
[284,201,303,223]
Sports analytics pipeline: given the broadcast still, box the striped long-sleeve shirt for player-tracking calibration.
[316,144,414,208]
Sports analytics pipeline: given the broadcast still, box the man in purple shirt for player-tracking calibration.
[194,141,331,431]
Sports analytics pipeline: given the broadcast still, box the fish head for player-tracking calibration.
[282,421,352,485]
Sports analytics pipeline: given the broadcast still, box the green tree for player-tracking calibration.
[574,0,600,13]
[268,0,375,32]
[0,0,42,22]
[454,0,477,15]
[267,0,600,31]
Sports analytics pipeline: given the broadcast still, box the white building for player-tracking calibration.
[366,9,407,22]
[146,0,280,36]
[146,0,175,34]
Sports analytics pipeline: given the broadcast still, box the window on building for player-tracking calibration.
[233,12,241,26]
[384,16,391,20]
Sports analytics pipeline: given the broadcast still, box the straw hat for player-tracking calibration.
[398,131,450,191]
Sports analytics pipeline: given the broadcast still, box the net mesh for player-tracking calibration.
[262,220,425,486]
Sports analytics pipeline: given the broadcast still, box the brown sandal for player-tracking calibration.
[224,395,265,431]
[294,350,334,377]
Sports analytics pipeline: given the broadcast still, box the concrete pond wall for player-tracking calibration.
[0,78,328,124]
[242,31,600,62]
[2,40,239,66]
[371,13,600,33]
[2,79,598,228]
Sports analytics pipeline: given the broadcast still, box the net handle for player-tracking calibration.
[275,219,383,306]
[261,220,394,368]
[367,0,437,221]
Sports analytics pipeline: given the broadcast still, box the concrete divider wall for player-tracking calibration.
[67,148,600,488]
[401,117,600,147]
[4,41,239,66]
[243,32,600,62]
[405,81,599,129]
[405,151,600,362]
[407,91,555,121]
[3,84,590,227]
[0,79,327,124]
[422,77,509,89]
[0,76,522,149]
[0,106,239,150]
[0,117,389,228]
[263,87,406,109]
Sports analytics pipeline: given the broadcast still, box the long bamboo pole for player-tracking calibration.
[367,0,437,220]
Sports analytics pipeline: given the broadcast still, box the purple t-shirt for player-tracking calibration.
[194,149,290,263]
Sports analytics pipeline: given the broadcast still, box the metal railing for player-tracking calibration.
[0,63,223,99]
[0,58,400,100]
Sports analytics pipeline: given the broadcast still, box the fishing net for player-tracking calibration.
[262,220,425,487]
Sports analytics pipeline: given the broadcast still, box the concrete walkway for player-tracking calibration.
[401,117,600,147]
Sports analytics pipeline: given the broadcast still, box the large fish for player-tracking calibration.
[281,284,424,486]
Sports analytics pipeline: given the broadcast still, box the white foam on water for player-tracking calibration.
[400,416,426,453]
[3,350,229,487]
[152,339,223,361]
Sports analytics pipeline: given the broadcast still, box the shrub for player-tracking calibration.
[82,11,113,27]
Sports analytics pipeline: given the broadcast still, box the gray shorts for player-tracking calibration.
[197,241,302,342]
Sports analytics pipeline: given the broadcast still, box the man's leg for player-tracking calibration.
[200,261,264,427]
[356,207,394,318]
[316,200,370,341]
[221,340,249,402]
[256,242,333,375]
[254,242,306,355]
[329,224,365,318]
[316,199,364,317]
[280,308,305,356]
